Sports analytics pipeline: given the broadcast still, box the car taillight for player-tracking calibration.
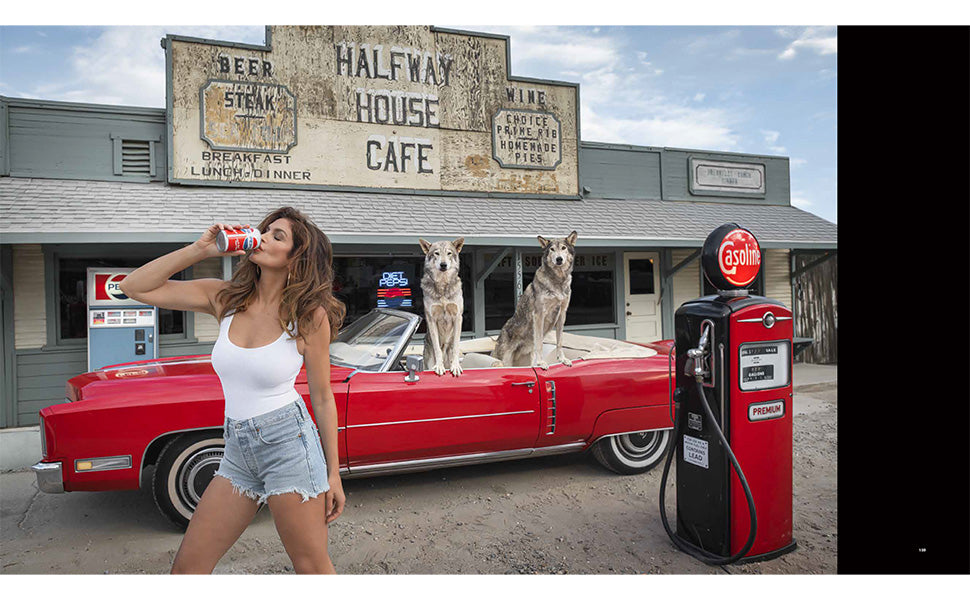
[65,382,78,402]
[40,415,48,458]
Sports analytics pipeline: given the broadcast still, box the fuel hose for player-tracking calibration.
[658,379,758,566]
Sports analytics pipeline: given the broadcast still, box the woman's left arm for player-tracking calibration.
[303,306,345,524]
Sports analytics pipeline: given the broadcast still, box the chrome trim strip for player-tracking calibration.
[346,410,535,429]
[344,442,587,478]
[737,316,792,323]
[545,380,557,435]
[99,357,211,371]
[31,461,64,493]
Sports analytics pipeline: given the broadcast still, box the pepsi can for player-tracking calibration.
[216,227,261,253]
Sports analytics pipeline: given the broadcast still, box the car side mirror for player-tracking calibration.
[404,355,423,382]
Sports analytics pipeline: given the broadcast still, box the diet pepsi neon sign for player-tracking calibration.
[377,267,413,309]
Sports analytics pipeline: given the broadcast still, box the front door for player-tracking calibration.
[624,252,662,344]
[345,367,540,469]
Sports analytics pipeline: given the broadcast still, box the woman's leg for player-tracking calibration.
[266,493,335,574]
[170,475,260,574]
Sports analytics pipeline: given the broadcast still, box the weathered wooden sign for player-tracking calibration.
[492,108,562,170]
[164,26,580,197]
[200,80,297,153]
[689,157,766,196]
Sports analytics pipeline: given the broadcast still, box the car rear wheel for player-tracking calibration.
[591,430,671,475]
[152,431,225,529]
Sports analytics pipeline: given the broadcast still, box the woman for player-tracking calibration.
[119,207,347,574]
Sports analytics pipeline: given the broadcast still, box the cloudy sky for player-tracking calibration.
[0,23,838,223]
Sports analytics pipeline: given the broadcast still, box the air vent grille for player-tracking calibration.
[111,134,156,177]
[121,140,152,175]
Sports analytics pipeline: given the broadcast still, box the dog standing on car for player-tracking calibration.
[491,231,578,369]
[420,237,465,376]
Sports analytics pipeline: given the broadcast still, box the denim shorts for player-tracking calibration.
[213,399,330,504]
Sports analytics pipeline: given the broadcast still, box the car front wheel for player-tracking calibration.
[152,431,225,529]
[591,429,671,475]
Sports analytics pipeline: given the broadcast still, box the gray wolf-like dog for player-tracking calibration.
[420,237,465,376]
[491,231,578,369]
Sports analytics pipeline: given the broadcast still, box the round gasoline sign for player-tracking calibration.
[701,223,762,291]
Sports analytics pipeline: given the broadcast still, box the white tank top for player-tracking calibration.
[210,310,304,420]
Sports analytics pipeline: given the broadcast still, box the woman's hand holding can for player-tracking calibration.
[194,223,256,257]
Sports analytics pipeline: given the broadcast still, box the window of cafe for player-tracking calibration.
[483,252,615,331]
[333,256,474,334]
[57,257,186,343]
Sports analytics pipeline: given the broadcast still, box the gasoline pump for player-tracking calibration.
[659,223,797,565]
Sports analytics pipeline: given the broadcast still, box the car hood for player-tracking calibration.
[65,354,355,401]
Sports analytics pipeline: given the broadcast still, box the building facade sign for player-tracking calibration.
[200,80,297,153]
[492,109,562,170]
[689,158,766,196]
[166,26,580,196]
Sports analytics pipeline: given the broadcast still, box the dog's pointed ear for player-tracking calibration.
[453,237,465,253]
[566,231,578,246]
[419,238,432,255]
[537,235,550,248]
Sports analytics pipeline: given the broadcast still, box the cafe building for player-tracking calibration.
[0,25,837,430]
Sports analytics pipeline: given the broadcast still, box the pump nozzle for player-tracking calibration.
[686,321,712,381]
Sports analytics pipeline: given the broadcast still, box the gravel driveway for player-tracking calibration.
[1,378,836,574]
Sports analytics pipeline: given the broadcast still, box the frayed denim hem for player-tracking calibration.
[213,473,263,503]
[259,484,330,505]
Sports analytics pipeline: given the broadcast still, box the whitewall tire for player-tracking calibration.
[591,430,672,475]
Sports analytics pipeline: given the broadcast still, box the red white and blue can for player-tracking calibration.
[216,227,261,253]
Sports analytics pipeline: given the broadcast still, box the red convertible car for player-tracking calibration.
[33,308,675,528]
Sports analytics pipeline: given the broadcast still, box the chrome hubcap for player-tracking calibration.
[616,431,663,460]
[179,448,223,507]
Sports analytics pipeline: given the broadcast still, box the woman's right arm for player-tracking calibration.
[119,223,249,318]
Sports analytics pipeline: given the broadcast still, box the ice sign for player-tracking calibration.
[379,271,409,287]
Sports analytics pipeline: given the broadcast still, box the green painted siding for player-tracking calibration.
[13,340,217,426]
[661,148,790,206]
[15,348,85,426]
[1,98,9,176]
[579,145,662,200]
[4,98,166,183]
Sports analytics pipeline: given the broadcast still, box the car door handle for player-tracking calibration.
[510,381,535,393]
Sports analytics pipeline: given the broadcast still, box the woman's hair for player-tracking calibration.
[216,206,346,343]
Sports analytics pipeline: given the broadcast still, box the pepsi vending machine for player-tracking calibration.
[660,223,796,565]
[86,268,158,372]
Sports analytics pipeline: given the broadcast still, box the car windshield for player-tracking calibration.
[330,310,414,371]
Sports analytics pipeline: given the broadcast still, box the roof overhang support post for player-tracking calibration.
[474,247,512,336]
[660,248,700,339]
[668,249,701,279]
[476,247,510,285]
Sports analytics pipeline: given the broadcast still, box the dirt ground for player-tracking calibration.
[1,381,836,575]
